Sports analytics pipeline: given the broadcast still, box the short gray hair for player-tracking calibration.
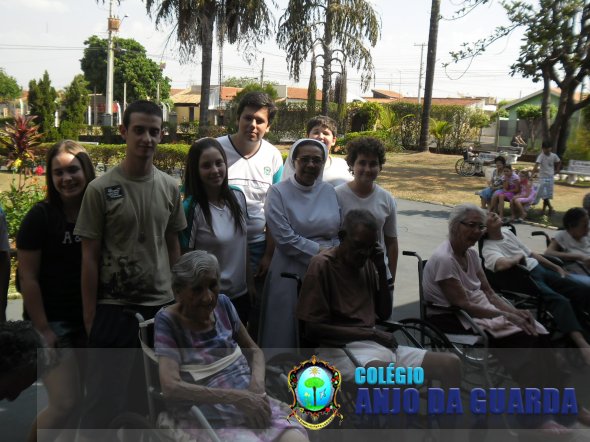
[171,250,219,295]
[448,204,486,238]
[342,209,378,235]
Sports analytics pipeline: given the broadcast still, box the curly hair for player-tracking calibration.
[345,136,386,171]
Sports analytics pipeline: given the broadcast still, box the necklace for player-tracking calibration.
[138,168,156,243]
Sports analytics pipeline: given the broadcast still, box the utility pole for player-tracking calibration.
[414,43,426,104]
[103,0,121,126]
[260,58,265,86]
[419,0,441,152]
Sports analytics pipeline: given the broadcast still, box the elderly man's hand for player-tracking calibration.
[370,242,386,270]
[235,391,271,429]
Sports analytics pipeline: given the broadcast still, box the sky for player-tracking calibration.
[0,0,545,102]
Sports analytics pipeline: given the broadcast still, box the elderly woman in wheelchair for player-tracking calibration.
[154,250,307,442]
[422,204,590,433]
[545,207,590,278]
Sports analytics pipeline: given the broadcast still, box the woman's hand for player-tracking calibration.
[505,310,537,336]
[235,390,271,429]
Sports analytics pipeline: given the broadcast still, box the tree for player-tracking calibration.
[61,74,90,139]
[515,104,543,151]
[448,0,590,157]
[307,54,318,117]
[81,35,171,104]
[419,0,441,152]
[0,69,21,102]
[143,0,274,134]
[277,0,381,115]
[28,71,58,140]
[469,110,491,145]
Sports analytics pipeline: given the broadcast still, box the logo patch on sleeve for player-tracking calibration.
[105,185,124,200]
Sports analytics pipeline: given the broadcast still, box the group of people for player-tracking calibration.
[477,141,561,222]
[2,91,590,439]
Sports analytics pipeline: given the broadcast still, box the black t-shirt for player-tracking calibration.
[17,202,83,324]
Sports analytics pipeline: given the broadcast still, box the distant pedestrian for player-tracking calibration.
[533,141,561,216]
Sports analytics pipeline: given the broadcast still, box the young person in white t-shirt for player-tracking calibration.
[533,142,561,216]
[335,136,398,296]
[181,138,254,324]
[216,92,283,340]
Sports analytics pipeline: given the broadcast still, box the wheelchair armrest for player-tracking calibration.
[541,254,565,267]
[456,310,489,348]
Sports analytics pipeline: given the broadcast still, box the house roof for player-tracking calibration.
[364,96,482,106]
[286,87,322,100]
[220,86,242,101]
[371,89,403,99]
[502,88,582,109]
[170,88,201,105]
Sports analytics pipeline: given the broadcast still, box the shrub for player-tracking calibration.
[0,175,45,240]
[335,130,402,154]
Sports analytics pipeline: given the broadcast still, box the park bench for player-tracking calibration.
[560,159,590,184]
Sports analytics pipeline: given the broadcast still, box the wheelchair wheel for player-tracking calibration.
[397,318,453,351]
[108,412,166,442]
[459,160,476,176]
[455,158,464,175]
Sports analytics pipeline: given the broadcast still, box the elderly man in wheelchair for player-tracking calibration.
[295,209,461,389]
[422,203,590,434]
[154,250,307,442]
[481,210,590,366]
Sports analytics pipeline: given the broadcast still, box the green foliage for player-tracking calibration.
[335,130,402,153]
[429,119,453,151]
[0,176,45,240]
[81,35,171,103]
[61,74,90,140]
[28,71,58,141]
[0,69,21,102]
[224,76,259,87]
[232,84,279,104]
[348,102,382,131]
[469,110,491,144]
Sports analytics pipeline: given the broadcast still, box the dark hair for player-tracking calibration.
[183,138,244,234]
[341,209,378,235]
[494,156,506,165]
[503,164,513,171]
[345,136,386,171]
[0,321,45,373]
[123,100,163,129]
[306,115,338,137]
[583,193,590,213]
[542,141,552,149]
[236,92,278,124]
[563,207,588,230]
[45,140,95,209]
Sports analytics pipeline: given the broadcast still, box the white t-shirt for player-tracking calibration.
[187,191,248,299]
[335,183,397,279]
[218,135,284,244]
[482,228,538,272]
[535,152,560,178]
[554,230,590,256]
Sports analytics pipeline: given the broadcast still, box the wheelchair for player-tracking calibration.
[532,230,590,276]
[106,312,222,442]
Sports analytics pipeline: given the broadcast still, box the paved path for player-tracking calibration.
[1,199,556,441]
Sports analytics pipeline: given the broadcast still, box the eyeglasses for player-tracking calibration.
[460,221,487,231]
[296,156,324,165]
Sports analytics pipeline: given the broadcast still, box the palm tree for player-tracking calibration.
[144,0,274,133]
[277,0,381,115]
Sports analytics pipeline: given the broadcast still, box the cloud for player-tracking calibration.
[20,0,69,13]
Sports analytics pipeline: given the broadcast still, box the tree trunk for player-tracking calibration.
[419,0,441,152]
[321,0,335,116]
[199,7,215,135]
